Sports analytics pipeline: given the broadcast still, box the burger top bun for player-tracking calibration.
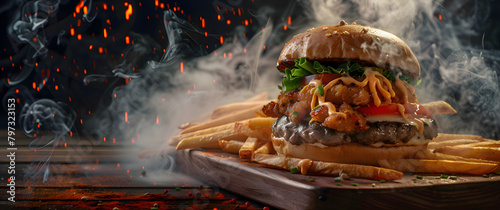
[277,20,420,79]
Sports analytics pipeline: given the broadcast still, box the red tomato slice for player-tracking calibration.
[300,74,341,87]
[357,103,432,119]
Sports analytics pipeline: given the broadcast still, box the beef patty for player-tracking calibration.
[273,115,438,146]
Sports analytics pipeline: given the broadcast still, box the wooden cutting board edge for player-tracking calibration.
[176,149,500,209]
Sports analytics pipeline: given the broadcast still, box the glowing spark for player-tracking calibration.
[70,131,73,137]
[32,82,36,89]
[55,85,59,90]
[156,115,159,124]
[89,45,93,50]
[64,142,67,147]
[244,20,249,26]
[125,36,130,44]
[113,138,116,143]
[220,36,223,44]
[98,47,103,54]
[155,0,159,7]
[125,4,133,20]
[117,163,120,167]
[284,25,287,30]
[103,28,108,38]
[217,15,221,20]
[127,169,130,173]
[114,93,117,98]
[75,0,84,13]
[201,18,205,28]
[226,19,231,25]
[439,14,443,20]
[180,62,184,73]
[193,84,196,90]
[77,34,82,40]
[131,138,135,144]
[80,119,83,124]
[103,137,106,142]
[125,112,128,122]
[205,32,208,37]
[288,16,291,25]
[16,89,19,93]
[103,3,107,10]
[83,6,88,14]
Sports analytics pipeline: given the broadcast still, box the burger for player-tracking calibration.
[261,20,438,166]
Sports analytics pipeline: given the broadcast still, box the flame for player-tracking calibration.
[125,4,133,20]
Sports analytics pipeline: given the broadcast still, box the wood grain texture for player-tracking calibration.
[176,149,500,209]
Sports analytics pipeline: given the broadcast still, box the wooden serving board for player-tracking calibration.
[176,149,500,209]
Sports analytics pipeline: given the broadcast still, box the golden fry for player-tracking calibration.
[176,129,246,150]
[421,101,457,115]
[211,101,270,120]
[427,139,483,150]
[239,137,260,159]
[219,140,245,154]
[180,105,263,134]
[432,133,483,142]
[434,145,500,161]
[253,141,276,156]
[234,117,276,141]
[252,153,403,181]
[169,123,235,146]
[378,159,498,175]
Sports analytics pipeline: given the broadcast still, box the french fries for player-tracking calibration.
[414,149,499,164]
[180,104,263,134]
[234,117,276,141]
[432,133,483,142]
[211,101,271,120]
[252,153,403,180]
[239,137,261,159]
[169,122,235,146]
[254,142,275,156]
[427,139,485,150]
[434,145,500,162]
[378,159,498,175]
[219,140,245,154]
[176,129,247,150]
[421,101,457,115]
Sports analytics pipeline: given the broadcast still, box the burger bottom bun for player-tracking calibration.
[271,136,427,166]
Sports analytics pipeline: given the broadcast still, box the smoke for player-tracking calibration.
[19,99,76,182]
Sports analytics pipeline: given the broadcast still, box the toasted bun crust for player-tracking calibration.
[278,21,420,79]
[272,136,427,166]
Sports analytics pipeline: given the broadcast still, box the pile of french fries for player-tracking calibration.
[170,92,499,181]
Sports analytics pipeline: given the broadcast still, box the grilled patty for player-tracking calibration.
[273,115,438,146]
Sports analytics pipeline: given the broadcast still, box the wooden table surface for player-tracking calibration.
[0,131,269,209]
